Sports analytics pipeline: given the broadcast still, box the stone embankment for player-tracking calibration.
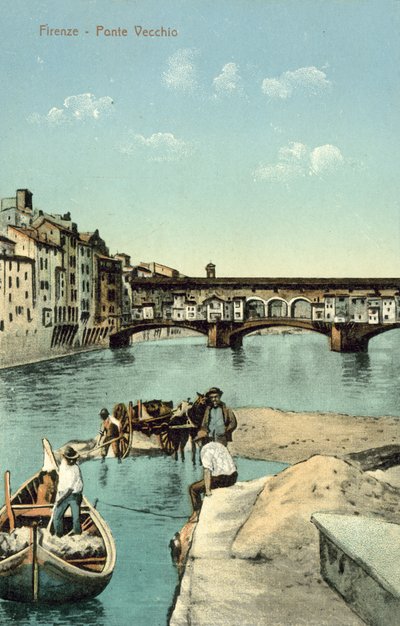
[170,407,400,626]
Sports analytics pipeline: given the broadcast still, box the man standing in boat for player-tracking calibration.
[52,446,83,537]
[98,407,122,462]
[200,387,237,446]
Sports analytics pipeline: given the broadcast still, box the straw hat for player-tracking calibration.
[63,446,79,460]
[205,387,223,397]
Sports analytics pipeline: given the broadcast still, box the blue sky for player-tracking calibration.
[1,0,399,277]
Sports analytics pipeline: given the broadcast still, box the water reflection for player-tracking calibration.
[231,345,246,369]
[341,352,371,386]
[110,345,136,366]
[98,461,109,488]
[0,598,105,625]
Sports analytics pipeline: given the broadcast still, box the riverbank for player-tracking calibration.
[170,408,400,626]
[230,407,399,464]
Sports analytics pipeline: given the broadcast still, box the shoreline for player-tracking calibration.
[170,407,400,626]
[230,406,399,464]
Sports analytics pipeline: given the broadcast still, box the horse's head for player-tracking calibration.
[195,392,207,406]
[187,393,207,427]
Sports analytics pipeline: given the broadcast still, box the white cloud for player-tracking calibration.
[261,78,293,100]
[261,66,331,99]
[309,144,343,174]
[117,131,192,162]
[163,49,198,91]
[27,93,114,125]
[254,141,343,182]
[278,142,308,163]
[253,162,305,183]
[213,63,243,95]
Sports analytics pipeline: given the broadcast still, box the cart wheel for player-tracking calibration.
[119,406,133,459]
[159,428,177,456]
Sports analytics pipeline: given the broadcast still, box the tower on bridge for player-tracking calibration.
[206,262,216,278]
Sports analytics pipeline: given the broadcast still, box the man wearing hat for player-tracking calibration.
[52,446,83,537]
[188,430,238,518]
[200,387,237,446]
[98,407,121,462]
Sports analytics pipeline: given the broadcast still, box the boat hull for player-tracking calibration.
[0,442,116,604]
[0,542,113,603]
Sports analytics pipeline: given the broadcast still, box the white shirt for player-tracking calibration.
[110,415,121,429]
[56,458,83,501]
[200,442,237,477]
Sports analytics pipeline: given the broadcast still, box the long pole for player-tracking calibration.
[4,471,15,532]
[32,522,39,601]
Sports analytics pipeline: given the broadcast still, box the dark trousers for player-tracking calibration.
[53,493,82,537]
[189,471,238,512]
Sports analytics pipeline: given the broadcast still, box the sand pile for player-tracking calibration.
[0,528,30,558]
[41,530,104,558]
[232,454,400,570]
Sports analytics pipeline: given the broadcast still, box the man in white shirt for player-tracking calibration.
[189,430,238,518]
[52,446,83,537]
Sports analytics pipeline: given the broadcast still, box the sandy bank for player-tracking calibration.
[171,408,400,625]
[230,407,399,464]
[171,453,400,626]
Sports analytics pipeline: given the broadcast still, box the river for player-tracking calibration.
[0,330,399,624]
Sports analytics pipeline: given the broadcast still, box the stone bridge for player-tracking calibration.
[111,276,400,352]
[110,317,400,352]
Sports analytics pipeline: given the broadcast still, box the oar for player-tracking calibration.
[31,522,39,601]
[89,435,124,453]
[4,471,15,532]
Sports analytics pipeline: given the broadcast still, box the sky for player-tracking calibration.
[0,0,399,277]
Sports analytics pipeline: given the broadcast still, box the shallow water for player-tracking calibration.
[0,331,398,623]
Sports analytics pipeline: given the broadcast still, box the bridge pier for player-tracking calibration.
[109,333,130,349]
[207,323,236,348]
[330,326,369,353]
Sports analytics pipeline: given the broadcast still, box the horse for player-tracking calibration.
[169,393,208,463]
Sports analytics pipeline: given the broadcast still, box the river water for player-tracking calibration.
[0,330,399,624]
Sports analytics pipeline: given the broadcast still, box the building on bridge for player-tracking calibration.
[123,272,400,352]
[127,275,400,328]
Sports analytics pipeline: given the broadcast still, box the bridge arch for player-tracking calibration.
[354,324,400,343]
[109,320,208,347]
[289,297,312,319]
[228,318,327,346]
[245,297,267,320]
[266,297,288,317]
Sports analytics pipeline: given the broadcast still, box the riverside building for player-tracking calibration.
[0,189,125,368]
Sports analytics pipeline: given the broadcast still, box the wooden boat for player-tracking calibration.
[0,439,116,603]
